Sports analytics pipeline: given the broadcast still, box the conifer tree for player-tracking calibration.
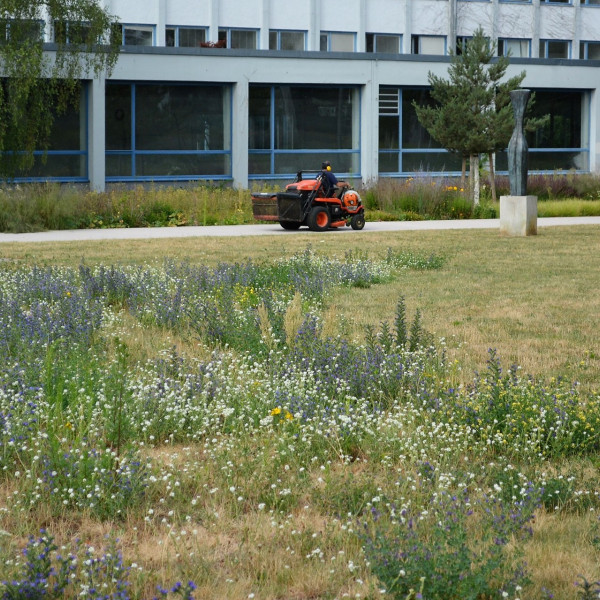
[413,27,526,204]
[0,0,119,178]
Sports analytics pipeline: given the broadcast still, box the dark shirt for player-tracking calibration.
[320,169,338,196]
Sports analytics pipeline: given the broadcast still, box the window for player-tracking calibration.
[366,33,401,53]
[498,38,530,57]
[106,83,232,180]
[249,85,360,176]
[582,0,600,4]
[541,0,570,3]
[116,25,154,46]
[218,28,257,49]
[0,19,43,44]
[411,35,445,55]
[1,83,87,180]
[269,30,305,50]
[539,39,570,58]
[54,21,93,44]
[166,27,207,47]
[320,32,355,52]
[378,87,462,175]
[580,41,600,59]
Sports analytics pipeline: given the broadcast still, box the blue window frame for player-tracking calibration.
[248,85,361,179]
[166,26,207,47]
[539,39,571,58]
[366,33,401,53]
[2,84,88,182]
[105,83,232,182]
[498,38,531,57]
[269,30,306,50]
[580,41,600,59]
[320,31,355,52]
[379,86,589,176]
[218,28,258,49]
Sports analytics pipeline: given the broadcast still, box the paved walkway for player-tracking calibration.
[0,216,599,243]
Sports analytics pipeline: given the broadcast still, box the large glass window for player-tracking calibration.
[498,38,530,57]
[118,25,154,46]
[269,30,305,50]
[218,28,257,49]
[411,35,446,55]
[539,39,570,58]
[320,32,355,52]
[379,87,589,175]
[366,33,401,53]
[106,83,232,180]
[166,27,207,47]
[2,83,87,180]
[580,41,600,59]
[249,85,360,177]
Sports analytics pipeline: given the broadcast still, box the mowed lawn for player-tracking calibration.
[0,224,599,600]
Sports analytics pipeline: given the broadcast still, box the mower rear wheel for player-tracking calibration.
[350,213,366,230]
[308,206,331,232]
[279,221,301,230]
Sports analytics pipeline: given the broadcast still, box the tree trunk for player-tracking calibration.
[471,154,480,206]
[488,152,497,203]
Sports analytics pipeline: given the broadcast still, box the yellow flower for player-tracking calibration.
[270,407,281,416]
[284,411,293,421]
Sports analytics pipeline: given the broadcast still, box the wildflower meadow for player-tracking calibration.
[0,245,598,599]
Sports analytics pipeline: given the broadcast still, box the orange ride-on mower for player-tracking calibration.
[251,170,365,231]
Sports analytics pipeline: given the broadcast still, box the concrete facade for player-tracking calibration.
[33,0,600,189]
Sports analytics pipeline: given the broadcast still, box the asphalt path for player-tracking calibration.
[0,216,599,243]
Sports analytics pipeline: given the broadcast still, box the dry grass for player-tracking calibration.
[1,225,600,599]
[3,225,597,384]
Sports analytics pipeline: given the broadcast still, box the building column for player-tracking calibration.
[356,0,366,52]
[232,80,249,189]
[156,0,167,46]
[590,89,600,173]
[309,0,320,51]
[360,65,378,185]
[88,76,106,192]
[403,0,412,54]
[532,0,540,58]
[260,0,270,49]
[208,0,219,44]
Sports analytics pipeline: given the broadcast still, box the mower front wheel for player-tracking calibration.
[279,221,301,230]
[350,212,365,230]
[308,206,331,232]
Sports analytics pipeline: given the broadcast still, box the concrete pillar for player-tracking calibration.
[88,76,106,192]
[156,0,167,47]
[361,66,378,185]
[232,80,249,189]
[260,0,270,50]
[356,0,367,52]
[208,0,219,44]
[309,0,320,51]
[532,0,540,58]
[403,0,412,54]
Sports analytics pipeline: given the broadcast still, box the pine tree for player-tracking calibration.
[0,0,119,178]
[413,27,526,205]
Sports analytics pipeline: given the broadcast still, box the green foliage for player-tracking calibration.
[361,488,537,600]
[413,27,525,162]
[0,0,119,178]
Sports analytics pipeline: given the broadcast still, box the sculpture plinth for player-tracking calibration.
[500,89,538,236]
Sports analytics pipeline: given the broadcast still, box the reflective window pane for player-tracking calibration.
[402,90,444,149]
[273,152,358,175]
[179,28,206,47]
[136,153,230,177]
[124,27,153,46]
[280,31,304,51]
[402,152,462,173]
[273,86,355,150]
[135,85,228,151]
[230,29,257,49]
[106,84,132,150]
[249,87,271,150]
